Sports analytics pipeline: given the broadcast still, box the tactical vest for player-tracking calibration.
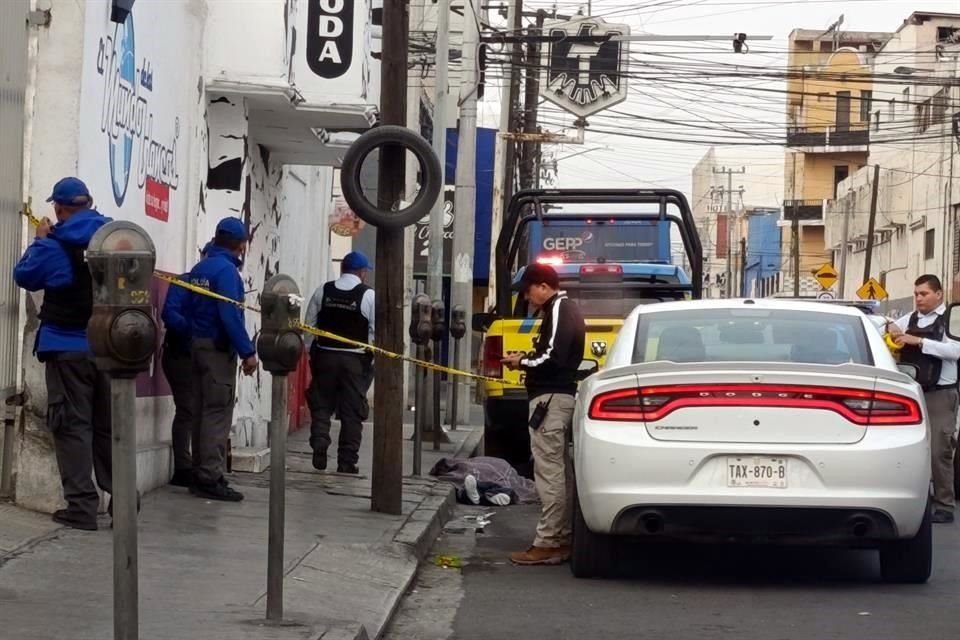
[313,281,370,350]
[38,238,93,331]
[900,311,945,390]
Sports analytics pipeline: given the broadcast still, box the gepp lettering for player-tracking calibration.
[543,236,584,251]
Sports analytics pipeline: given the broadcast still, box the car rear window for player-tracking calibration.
[632,308,873,365]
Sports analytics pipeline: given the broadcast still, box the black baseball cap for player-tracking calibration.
[518,263,560,292]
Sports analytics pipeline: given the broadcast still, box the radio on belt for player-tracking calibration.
[86,221,159,376]
[257,274,304,374]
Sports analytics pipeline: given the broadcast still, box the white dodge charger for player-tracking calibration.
[571,298,932,583]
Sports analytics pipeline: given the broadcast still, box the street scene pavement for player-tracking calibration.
[386,504,960,640]
[0,420,481,640]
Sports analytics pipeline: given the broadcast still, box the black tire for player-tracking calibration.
[570,486,619,579]
[339,125,443,230]
[879,502,933,584]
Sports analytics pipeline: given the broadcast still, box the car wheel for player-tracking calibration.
[879,502,932,584]
[570,487,619,579]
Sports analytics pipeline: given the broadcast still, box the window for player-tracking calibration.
[859,90,872,122]
[937,26,960,43]
[916,100,931,133]
[632,308,872,366]
[932,89,948,125]
[925,228,936,261]
[834,165,849,197]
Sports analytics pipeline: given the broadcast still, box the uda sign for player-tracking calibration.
[306,0,353,79]
[539,16,630,118]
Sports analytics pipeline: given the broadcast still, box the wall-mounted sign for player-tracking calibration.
[329,197,365,237]
[306,0,354,79]
[539,16,630,118]
[413,187,455,275]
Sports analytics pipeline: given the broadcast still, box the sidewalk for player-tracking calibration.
[0,417,483,640]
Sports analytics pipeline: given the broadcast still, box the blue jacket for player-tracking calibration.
[161,243,212,354]
[13,210,112,354]
[186,245,255,358]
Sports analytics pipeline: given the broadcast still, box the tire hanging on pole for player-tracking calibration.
[339,125,444,230]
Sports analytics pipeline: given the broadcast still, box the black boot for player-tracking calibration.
[191,479,244,502]
[52,510,97,531]
[312,447,328,471]
[337,462,359,475]
[170,469,193,488]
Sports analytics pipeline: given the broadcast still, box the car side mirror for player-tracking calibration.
[473,312,497,333]
[946,303,960,341]
[896,362,919,381]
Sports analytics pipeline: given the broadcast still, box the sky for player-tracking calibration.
[477,0,960,200]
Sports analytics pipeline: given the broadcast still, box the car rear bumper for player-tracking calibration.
[575,422,930,542]
[611,505,898,545]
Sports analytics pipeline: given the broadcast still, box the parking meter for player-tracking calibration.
[431,300,447,342]
[449,305,466,340]
[257,274,304,375]
[86,221,158,377]
[409,294,432,346]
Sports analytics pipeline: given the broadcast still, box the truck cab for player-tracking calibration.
[474,189,704,474]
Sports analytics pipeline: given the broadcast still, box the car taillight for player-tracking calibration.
[588,384,922,426]
[482,336,504,379]
[579,264,623,275]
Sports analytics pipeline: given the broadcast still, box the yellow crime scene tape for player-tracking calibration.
[24,206,502,384]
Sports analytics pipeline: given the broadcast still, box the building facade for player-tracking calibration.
[0,0,380,511]
[824,13,960,315]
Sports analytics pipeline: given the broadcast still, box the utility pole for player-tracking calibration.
[792,202,800,297]
[427,0,449,306]
[838,189,852,296]
[425,0,450,436]
[519,9,546,189]
[488,0,521,305]
[863,163,881,284]
[371,0,409,516]
[713,166,745,298]
[450,0,481,425]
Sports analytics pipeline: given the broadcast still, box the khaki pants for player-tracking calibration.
[529,394,576,548]
[925,387,959,513]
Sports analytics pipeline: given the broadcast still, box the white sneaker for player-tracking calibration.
[464,474,481,505]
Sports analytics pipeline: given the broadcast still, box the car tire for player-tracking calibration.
[879,502,933,584]
[570,486,619,579]
[338,125,443,230]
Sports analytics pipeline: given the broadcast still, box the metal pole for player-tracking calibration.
[452,0,483,424]
[863,164,881,284]
[266,375,288,622]
[413,345,425,476]
[433,339,442,451]
[838,192,851,297]
[1,405,15,497]
[111,377,138,640]
[450,338,460,431]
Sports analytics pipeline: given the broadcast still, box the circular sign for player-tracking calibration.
[817,291,835,300]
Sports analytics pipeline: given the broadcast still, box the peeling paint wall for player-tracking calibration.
[13,0,338,512]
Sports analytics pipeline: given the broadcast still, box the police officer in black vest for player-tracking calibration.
[304,252,375,474]
[889,274,960,524]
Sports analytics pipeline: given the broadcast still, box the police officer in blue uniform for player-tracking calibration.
[186,218,258,501]
[13,178,113,530]
[160,241,211,488]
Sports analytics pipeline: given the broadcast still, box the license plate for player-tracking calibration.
[726,456,787,488]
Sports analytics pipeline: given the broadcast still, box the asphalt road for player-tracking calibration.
[385,504,960,640]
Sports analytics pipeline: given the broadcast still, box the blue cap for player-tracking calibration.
[46,177,92,206]
[342,251,371,271]
[215,217,248,242]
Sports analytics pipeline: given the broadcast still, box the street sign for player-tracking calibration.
[539,16,630,118]
[816,291,835,300]
[814,263,838,290]
[856,277,888,301]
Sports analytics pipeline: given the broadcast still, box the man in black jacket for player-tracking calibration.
[502,263,585,565]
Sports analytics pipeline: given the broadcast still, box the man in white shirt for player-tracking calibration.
[304,252,375,474]
[889,274,960,524]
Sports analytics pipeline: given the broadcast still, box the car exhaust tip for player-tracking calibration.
[641,512,664,534]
